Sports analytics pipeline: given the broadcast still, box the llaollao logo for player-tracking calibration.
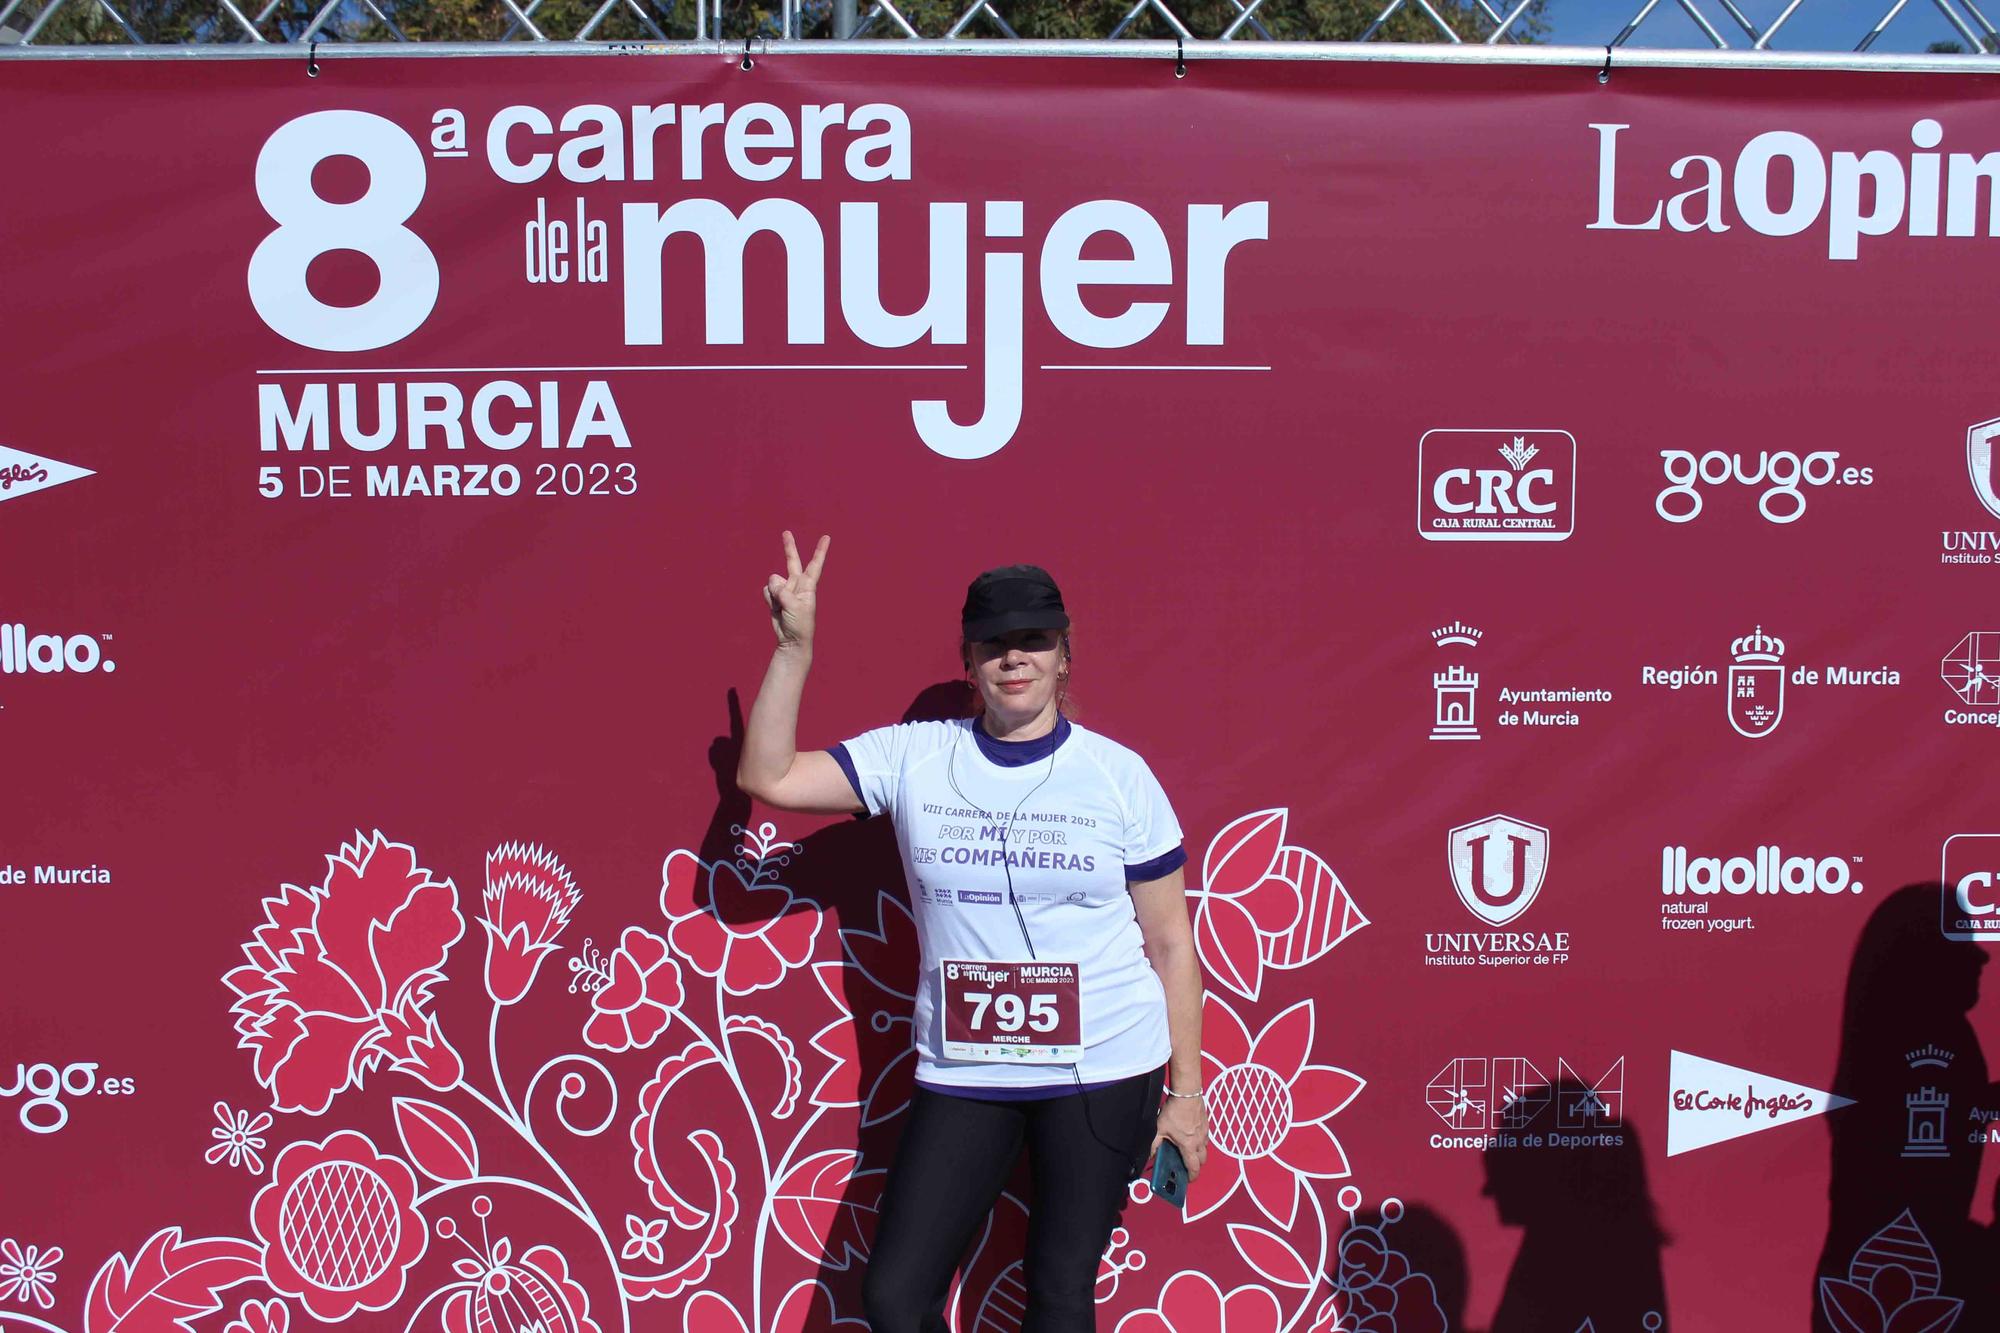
[0,624,116,674]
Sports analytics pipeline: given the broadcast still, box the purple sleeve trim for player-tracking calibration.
[826,744,867,812]
[1126,844,1188,884]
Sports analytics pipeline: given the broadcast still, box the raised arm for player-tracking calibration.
[736,531,866,815]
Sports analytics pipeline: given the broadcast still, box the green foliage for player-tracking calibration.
[11,0,1543,44]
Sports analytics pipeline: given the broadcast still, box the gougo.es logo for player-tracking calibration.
[1656,449,1874,524]
[1,1061,137,1133]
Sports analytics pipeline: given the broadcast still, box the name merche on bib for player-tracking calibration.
[829,717,1186,1090]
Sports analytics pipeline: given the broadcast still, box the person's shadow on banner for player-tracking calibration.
[1480,1079,1668,1332]
[702,682,1038,1330]
[1811,882,2000,1333]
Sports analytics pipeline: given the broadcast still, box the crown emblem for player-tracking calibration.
[1497,437,1539,470]
[1907,1044,1956,1069]
[1730,626,1785,663]
[1433,621,1482,648]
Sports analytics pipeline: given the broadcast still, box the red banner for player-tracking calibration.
[5,49,2000,1332]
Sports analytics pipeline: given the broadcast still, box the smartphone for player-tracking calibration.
[1150,1139,1188,1209]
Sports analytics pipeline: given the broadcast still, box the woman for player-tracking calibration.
[737,532,1207,1333]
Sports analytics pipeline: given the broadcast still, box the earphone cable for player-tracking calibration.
[945,719,1132,1161]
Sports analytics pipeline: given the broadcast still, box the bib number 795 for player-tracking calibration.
[962,991,1061,1034]
[939,959,1083,1065]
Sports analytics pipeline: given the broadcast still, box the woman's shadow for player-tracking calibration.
[700,682,993,1328]
[1480,1079,1668,1332]
[1812,882,1999,1332]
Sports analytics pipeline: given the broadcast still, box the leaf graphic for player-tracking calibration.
[393,1096,480,1183]
[1227,1224,1314,1288]
[725,1014,804,1119]
[86,1229,262,1333]
[1195,892,1264,1001]
[770,1150,884,1272]
[1203,810,1287,899]
[1265,846,1369,971]
[1886,1295,1963,1333]
[1819,1277,1887,1333]
[1855,1210,1943,1297]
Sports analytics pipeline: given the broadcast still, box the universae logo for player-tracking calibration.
[1448,814,1550,926]
[1417,430,1576,542]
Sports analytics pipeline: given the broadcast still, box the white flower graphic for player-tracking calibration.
[206,1101,274,1174]
[622,1214,670,1265]
[0,1237,61,1310]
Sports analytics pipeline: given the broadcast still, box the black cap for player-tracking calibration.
[961,565,1070,642]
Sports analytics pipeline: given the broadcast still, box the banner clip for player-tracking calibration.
[740,34,764,70]
[1598,45,1612,84]
[1175,34,1186,80]
[306,40,319,77]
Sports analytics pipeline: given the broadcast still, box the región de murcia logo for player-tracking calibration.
[1640,626,1898,739]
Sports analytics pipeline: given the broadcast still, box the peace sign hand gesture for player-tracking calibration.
[764,530,831,650]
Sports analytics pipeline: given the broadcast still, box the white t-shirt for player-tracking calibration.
[830,717,1185,1091]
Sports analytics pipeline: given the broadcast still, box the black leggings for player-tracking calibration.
[863,1069,1164,1333]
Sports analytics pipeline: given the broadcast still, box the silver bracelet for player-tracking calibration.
[1164,1086,1204,1100]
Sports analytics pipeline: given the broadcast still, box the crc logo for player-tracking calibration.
[0,1061,136,1133]
[1448,814,1550,926]
[1417,430,1576,543]
[1655,449,1873,524]
[1942,834,2000,941]
[0,624,116,674]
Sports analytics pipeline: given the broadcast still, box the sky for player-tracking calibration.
[1533,0,1990,53]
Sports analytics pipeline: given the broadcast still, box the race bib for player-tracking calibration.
[939,959,1083,1064]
